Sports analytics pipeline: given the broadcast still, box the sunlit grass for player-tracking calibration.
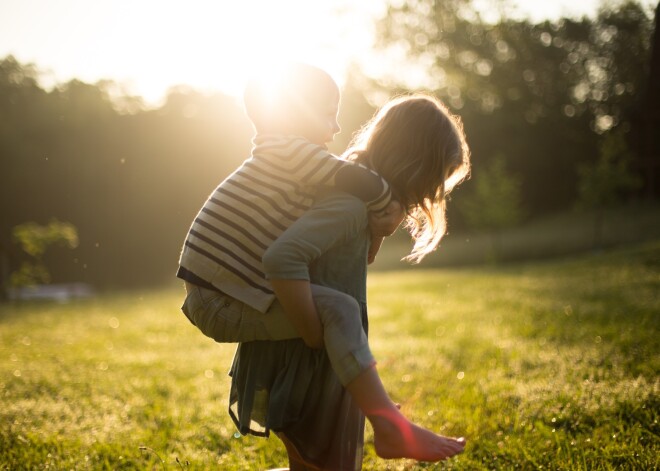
[1,291,255,469]
[363,241,659,470]
[1,241,659,469]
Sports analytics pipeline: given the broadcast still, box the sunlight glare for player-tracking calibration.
[131,1,354,102]
[0,0,382,106]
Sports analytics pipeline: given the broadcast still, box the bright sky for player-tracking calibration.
[0,0,651,106]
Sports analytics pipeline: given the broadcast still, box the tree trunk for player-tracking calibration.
[0,243,9,301]
[641,2,660,199]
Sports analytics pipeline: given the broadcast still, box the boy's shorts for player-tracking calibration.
[181,282,374,385]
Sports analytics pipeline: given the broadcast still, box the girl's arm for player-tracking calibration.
[262,192,368,348]
[269,279,324,349]
[288,138,400,261]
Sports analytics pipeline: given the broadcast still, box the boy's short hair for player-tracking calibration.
[243,62,338,134]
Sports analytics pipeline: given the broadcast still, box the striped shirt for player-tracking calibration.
[177,134,390,313]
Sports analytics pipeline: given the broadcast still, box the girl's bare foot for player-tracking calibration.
[369,408,466,462]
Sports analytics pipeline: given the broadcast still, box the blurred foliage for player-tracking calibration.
[456,153,523,231]
[12,220,78,258]
[454,154,523,262]
[371,0,657,215]
[0,0,657,289]
[10,220,78,287]
[0,56,254,289]
[576,129,643,248]
[576,129,643,210]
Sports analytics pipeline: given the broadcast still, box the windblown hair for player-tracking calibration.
[345,94,471,263]
[243,62,338,135]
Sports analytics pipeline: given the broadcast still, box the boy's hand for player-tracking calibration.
[367,201,406,264]
[369,200,406,237]
[367,236,384,265]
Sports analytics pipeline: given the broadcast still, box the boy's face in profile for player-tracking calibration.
[303,86,341,147]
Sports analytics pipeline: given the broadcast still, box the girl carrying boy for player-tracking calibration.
[177,63,470,466]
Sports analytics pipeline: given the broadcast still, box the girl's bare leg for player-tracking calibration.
[345,365,466,462]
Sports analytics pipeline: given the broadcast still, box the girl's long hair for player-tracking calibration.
[344,94,470,263]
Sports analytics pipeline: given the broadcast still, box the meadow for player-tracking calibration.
[1,241,658,470]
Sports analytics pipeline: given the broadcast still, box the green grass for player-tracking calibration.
[1,241,659,470]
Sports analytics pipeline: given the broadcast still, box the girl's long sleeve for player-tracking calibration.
[262,193,368,281]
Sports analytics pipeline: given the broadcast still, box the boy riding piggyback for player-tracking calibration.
[177,62,401,349]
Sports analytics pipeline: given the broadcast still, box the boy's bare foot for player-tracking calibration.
[370,408,466,462]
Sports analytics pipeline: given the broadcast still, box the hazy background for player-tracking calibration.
[1,0,640,105]
[1,0,658,292]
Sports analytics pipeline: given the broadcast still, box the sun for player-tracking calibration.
[125,1,355,104]
[0,0,377,106]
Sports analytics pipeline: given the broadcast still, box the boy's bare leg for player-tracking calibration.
[345,365,466,462]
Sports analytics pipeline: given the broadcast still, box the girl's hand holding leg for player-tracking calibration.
[270,279,324,349]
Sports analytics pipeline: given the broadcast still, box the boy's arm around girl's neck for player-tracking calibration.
[333,163,392,212]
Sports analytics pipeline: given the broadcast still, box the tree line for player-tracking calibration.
[372,0,658,209]
[1,0,657,291]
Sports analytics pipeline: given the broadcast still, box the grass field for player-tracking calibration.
[1,241,658,470]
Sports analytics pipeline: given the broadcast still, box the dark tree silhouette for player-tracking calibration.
[0,2,656,288]
[640,2,660,197]
[369,0,653,215]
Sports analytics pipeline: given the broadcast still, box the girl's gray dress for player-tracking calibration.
[228,191,370,470]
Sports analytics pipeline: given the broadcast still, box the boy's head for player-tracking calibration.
[244,62,340,145]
